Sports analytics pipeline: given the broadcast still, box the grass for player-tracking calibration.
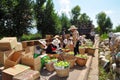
[100,33,108,41]
[99,66,108,80]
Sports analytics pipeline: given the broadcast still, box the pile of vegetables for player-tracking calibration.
[54,61,70,69]
[79,46,85,48]
[45,58,58,64]
[75,54,88,59]
[67,51,74,55]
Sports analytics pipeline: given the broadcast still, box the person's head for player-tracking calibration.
[68,25,78,32]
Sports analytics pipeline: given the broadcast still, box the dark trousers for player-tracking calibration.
[74,40,80,56]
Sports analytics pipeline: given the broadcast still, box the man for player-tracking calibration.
[90,29,95,43]
[68,25,79,55]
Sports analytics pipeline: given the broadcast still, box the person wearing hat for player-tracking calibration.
[68,25,80,55]
[46,40,57,54]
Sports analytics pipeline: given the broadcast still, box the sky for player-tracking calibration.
[31,0,120,33]
[53,0,120,29]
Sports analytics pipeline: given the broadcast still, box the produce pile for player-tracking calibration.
[45,58,58,64]
[54,61,70,69]
[75,54,88,59]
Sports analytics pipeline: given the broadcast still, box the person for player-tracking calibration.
[62,28,66,48]
[46,40,57,54]
[68,25,79,55]
[53,35,61,48]
[90,29,95,43]
[108,31,113,44]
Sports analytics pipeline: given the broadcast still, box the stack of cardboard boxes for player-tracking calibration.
[0,37,43,80]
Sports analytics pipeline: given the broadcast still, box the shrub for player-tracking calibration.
[21,33,42,41]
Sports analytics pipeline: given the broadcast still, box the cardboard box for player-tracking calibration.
[0,66,4,74]
[2,64,30,80]
[14,42,23,51]
[21,54,41,71]
[4,51,22,68]
[0,50,14,65]
[24,46,35,54]
[13,69,40,80]
[0,37,17,50]
[22,41,34,48]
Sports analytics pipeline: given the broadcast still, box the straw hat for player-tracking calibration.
[68,25,78,31]
[54,35,60,38]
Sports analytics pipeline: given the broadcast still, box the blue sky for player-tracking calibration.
[31,0,120,33]
[53,0,120,29]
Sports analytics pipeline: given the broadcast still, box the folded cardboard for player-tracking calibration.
[0,37,17,50]
[21,54,41,71]
[2,64,30,80]
[0,50,14,65]
[14,42,23,51]
[13,69,40,80]
[4,51,22,68]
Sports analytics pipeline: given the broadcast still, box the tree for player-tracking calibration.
[114,25,120,32]
[70,5,81,27]
[0,0,17,37]
[13,0,33,39]
[60,13,71,31]
[34,0,46,36]
[96,12,113,35]
[0,0,33,39]
[35,0,61,37]
[79,13,90,24]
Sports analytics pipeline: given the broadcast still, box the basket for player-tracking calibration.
[63,54,76,68]
[47,54,59,59]
[76,58,87,66]
[79,48,85,54]
[55,67,70,77]
[87,48,95,55]
[45,62,54,72]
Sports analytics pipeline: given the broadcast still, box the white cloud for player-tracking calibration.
[104,10,113,15]
[58,0,71,17]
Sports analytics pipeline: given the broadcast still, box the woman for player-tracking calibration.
[68,25,80,55]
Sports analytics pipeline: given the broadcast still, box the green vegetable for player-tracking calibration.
[67,51,74,55]
[45,58,58,63]
[41,56,50,67]
[75,54,88,59]
[54,61,69,68]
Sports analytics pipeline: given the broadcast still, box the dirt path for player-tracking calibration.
[88,35,99,80]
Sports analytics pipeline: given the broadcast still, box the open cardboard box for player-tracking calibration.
[21,54,41,71]
[2,64,30,80]
[4,51,22,68]
[0,50,14,65]
[13,69,40,80]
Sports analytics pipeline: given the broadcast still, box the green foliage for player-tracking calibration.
[100,33,108,40]
[21,33,42,41]
[70,5,81,26]
[114,25,120,32]
[96,12,113,35]
[79,13,90,23]
[60,13,71,32]
[99,66,108,80]
[35,0,61,37]
[0,0,33,38]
